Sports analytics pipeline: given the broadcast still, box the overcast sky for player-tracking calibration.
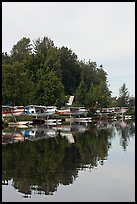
[2,2,135,97]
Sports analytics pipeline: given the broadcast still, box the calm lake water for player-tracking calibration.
[2,119,135,202]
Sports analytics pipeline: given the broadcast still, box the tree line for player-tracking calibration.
[2,36,135,112]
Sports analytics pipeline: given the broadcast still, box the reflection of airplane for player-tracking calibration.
[44,119,62,126]
[2,126,58,144]
[2,123,88,144]
[65,117,92,123]
[8,121,33,128]
[21,124,87,143]
[21,126,58,141]
[52,124,87,133]
[2,105,24,118]
[2,130,25,145]
[57,107,88,116]
[24,105,58,117]
[96,120,129,129]
[114,107,128,114]
[113,120,129,128]
[52,124,87,143]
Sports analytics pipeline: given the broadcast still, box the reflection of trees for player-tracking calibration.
[74,125,113,168]
[115,120,135,151]
[2,121,135,196]
[3,137,71,195]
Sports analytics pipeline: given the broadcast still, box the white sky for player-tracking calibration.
[2,2,135,97]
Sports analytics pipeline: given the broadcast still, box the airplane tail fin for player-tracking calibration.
[66,96,74,106]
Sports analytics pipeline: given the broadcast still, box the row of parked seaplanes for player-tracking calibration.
[96,107,128,116]
[2,105,59,127]
[2,105,58,119]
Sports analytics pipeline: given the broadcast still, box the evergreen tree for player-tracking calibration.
[117,83,130,107]
[10,37,32,62]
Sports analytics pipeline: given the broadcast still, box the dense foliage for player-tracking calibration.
[2,36,135,111]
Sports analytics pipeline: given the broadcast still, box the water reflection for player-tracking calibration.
[2,120,135,198]
[2,123,88,144]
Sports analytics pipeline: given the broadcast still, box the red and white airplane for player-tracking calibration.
[2,105,25,118]
[57,106,88,116]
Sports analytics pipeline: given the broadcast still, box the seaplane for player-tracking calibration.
[57,95,88,117]
[96,107,128,116]
[2,105,33,127]
[23,105,58,118]
[114,107,128,114]
[2,105,25,119]
[57,106,88,117]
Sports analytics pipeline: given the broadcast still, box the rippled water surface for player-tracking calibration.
[2,119,135,202]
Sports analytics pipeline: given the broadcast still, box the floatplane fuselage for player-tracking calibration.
[57,107,88,116]
[2,105,24,118]
[24,105,58,117]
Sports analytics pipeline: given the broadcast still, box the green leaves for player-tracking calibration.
[3,35,133,110]
[33,70,65,106]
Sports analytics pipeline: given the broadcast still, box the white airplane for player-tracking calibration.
[24,105,58,117]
